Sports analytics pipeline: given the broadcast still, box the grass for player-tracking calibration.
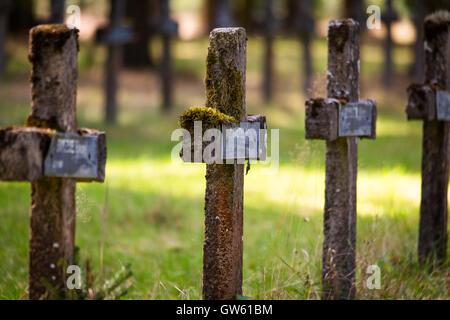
[0,31,449,300]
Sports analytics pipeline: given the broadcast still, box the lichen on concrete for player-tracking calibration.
[425,10,450,25]
[179,106,237,130]
[28,24,79,64]
[205,27,246,121]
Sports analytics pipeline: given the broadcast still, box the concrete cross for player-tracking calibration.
[147,0,179,111]
[382,0,399,87]
[287,0,315,93]
[0,25,107,299]
[406,11,450,265]
[305,19,377,300]
[179,28,267,300]
[95,0,134,124]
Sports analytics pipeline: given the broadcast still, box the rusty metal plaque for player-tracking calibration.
[338,101,374,137]
[44,133,99,179]
[436,90,450,121]
[222,122,267,161]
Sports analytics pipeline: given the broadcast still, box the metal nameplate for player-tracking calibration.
[436,90,450,121]
[222,122,267,161]
[44,133,99,179]
[338,101,373,137]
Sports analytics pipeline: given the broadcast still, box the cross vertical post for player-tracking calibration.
[179,27,267,300]
[324,19,359,301]
[26,25,78,299]
[203,28,246,300]
[406,12,450,264]
[305,19,377,299]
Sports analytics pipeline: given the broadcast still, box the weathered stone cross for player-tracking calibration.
[305,19,377,300]
[0,25,106,299]
[148,0,178,111]
[406,12,450,265]
[179,28,266,300]
[95,0,133,124]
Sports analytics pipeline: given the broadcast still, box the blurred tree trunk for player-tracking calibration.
[123,0,155,68]
[49,0,65,24]
[8,0,34,34]
[234,0,254,33]
[287,0,315,94]
[410,0,426,83]
[0,0,12,77]
[262,0,274,102]
[205,0,234,31]
[343,0,365,30]
[382,0,398,88]
[160,0,174,112]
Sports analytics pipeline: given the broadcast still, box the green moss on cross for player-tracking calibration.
[205,51,245,121]
[179,106,237,130]
[28,24,79,64]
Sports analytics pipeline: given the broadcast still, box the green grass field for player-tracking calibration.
[0,34,448,300]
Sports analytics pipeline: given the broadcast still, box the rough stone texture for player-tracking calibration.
[305,98,339,141]
[418,13,449,264]
[0,127,54,181]
[29,177,76,299]
[423,13,450,90]
[406,84,436,120]
[323,19,360,300]
[27,24,78,133]
[27,24,78,300]
[205,28,246,121]
[327,19,360,103]
[203,27,246,300]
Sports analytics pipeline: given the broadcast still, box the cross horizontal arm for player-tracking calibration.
[0,127,54,181]
[95,26,134,45]
[406,84,436,120]
[0,127,106,182]
[305,98,340,141]
[180,111,266,163]
[305,98,376,140]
